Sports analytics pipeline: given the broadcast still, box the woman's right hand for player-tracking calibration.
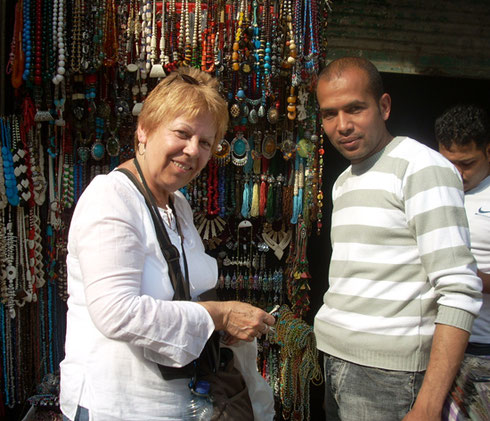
[198,301,275,342]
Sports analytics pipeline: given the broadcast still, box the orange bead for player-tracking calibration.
[232,62,240,71]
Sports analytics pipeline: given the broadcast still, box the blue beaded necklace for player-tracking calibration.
[1,118,20,206]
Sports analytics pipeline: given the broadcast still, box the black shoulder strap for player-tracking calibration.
[116,166,191,301]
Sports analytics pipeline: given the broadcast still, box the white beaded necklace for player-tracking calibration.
[52,0,66,85]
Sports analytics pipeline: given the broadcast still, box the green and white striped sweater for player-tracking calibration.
[314,136,482,372]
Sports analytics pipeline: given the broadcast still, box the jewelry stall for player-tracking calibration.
[1,0,331,418]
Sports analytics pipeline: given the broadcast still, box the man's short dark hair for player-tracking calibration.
[435,104,489,151]
[318,57,384,101]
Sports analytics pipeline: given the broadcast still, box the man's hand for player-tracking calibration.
[402,324,469,421]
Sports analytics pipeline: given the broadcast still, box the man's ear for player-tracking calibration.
[486,143,490,162]
[137,125,148,145]
[379,93,392,121]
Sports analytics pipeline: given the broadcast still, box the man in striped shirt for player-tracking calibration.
[314,57,482,421]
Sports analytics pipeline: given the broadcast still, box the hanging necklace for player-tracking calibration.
[11,116,32,207]
[149,0,167,77]
[21,0,32,83]
[139,0,152,73]
[315,133,325,235]
[231,132,250,166]
[52,0,66,84]
[1,118,19,206]
[168,0,178,69]
[201,0,215,73]
[232,0,245,72]
[191,0,202,67]
[160,0,170,68]
[262,223,292,261]
[178,0,185,54]
[103,0,118,66]
[213,138,231,166]
[70,0,84,74]
[9,0,24,89]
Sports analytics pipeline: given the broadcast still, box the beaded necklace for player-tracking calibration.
[139,0,151,73]
[4,209,18,319]
[8,0,24,89]
[1,118,20,207]
[0,122,8,210]
[182,0,192,65]
[0,213,7,308]
[70,0,83,73]
[178,0,185,54]
[116,0,129,67]
[92,0,105,69]
[30,121,47,206]
[299,0,319,78]
[22,0,32,83]
[0,150,6,210]
[201,0,215,72]
[167,0,178,69]
[206,159,220,215]
[125,0,136,67]
[231,0,245,72]
[11,116,32,207]
[159,0,169,69]
[81,0,96,71]
[31,0,43,86]
[149,0,167,77]
[52,0,66,84]
[290,153,304,224]
[103,0,119,66]
[315,134,325,235]
[271,304,322,420]
[191,0,202,67]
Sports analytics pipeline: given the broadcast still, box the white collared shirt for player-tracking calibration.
[60,171,217,420]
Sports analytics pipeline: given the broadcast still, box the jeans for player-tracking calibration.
[324,354,425,421]
[62,406,89,421]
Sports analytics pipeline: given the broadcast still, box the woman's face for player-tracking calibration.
[137,112,216,202]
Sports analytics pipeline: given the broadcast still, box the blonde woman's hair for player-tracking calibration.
[135,67,229,149]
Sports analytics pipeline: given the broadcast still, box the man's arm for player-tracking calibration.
[477,269,490,293]
[403,323,469,421]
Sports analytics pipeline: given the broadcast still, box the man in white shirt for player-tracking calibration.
[436,104,490,355]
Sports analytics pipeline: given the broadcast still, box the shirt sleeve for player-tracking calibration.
[68,173,216,367]
[402,152,482,332]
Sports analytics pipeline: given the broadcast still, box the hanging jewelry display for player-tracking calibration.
[230,132,250,166]
[262,132,277,160]
[1,0,332,415]
[270,305,323,421]
[213,138,231,166]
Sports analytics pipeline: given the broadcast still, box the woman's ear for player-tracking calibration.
[137,125,148,145]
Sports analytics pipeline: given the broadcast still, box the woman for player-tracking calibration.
[60,68,275,421]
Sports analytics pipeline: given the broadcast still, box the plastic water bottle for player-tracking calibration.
[182,380,213,421]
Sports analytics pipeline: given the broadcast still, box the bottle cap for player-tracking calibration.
[195,380,211,395]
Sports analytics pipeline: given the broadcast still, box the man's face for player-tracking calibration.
[439,141,490,192]
[316,67,392,164]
